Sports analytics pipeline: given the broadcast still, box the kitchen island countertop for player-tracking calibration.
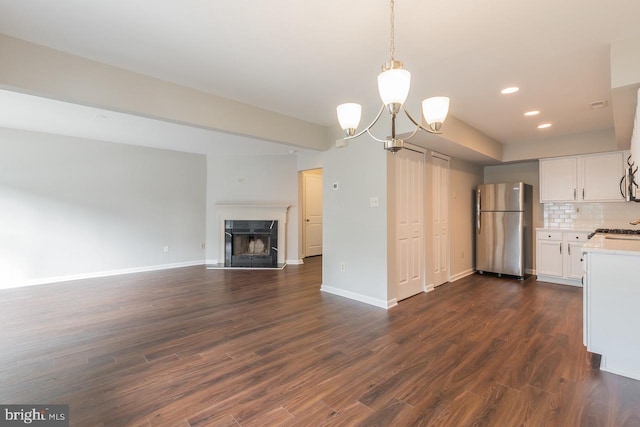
[582,234,640,256]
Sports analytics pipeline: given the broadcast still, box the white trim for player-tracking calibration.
[450,268,475,282]
[600,357,640,381]
[320,285,393,309]
[206,259,218,265]
[2,260,205,290]
[206,263,286,271]
[536,274,583,287]
[432,151,451,161]
[286,259,304,265]
[425,283,436,292]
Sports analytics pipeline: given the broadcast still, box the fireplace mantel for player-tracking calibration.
[215,204,290,267]
[216,204,290,219]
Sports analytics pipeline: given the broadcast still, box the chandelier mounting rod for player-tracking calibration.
[389,0,396,61]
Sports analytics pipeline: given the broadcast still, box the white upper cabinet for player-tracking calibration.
[540,157,578,202]
[539,152,625,203]
[579,152,625,201]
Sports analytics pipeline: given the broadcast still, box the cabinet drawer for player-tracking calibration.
[537,231,563,241]
[565,232,589,242]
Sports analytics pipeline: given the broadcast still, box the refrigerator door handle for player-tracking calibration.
[477,212,481,234]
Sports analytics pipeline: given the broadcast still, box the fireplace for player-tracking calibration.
[211,204,290,269]
[225,220,278,267]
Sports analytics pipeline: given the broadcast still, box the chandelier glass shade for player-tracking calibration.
[378,66,411,109]
[336,0,450,152]
[422,96,450,131]
[336,103,362,136]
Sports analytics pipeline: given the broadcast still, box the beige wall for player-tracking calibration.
[0,34,329,151]
[449,157,484,279]
[502,129,617,162]
[484,161,542,272]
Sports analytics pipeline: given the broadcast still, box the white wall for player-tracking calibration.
[206,154,299,263]
[297,150,323,172]
[321,139,390,308]
[0,128,206,288]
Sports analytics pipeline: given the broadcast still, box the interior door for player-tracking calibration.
[432,153,450,286]
[396,147,425,301]
[303,172,323,257]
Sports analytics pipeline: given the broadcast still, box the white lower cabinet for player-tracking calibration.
[536,229,590,286]
[582,245,640,380]
[566,235,586,280]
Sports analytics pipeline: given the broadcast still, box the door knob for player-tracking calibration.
[306,219,310,222]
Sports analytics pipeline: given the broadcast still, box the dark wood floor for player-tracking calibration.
[2,257,640,426]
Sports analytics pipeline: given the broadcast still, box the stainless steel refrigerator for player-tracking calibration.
[476,182,532,279]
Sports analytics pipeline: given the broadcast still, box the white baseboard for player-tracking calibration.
[320,284,394,309]
[536,274,583,287]
[600,357,640,381]
[425,283,435,292]
[3,260,206,290]
[206,259,218,265]
[449,268,475,282]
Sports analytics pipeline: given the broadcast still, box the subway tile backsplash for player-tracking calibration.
[544,202,640,230]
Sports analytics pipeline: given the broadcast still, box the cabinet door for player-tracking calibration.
[566,242,585,280]
[540,157,577,202]
[579,152,625,202]
[537,240,564,277]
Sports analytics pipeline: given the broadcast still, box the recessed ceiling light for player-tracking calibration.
[537,123,552,129]
[524,110,540,116]
[501,87,519,94]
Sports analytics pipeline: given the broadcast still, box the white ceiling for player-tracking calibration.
[1,0,640,153]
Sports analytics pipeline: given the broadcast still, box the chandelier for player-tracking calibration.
[336,0,450,152]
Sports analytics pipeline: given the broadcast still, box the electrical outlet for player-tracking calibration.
[201,242,206,249]
[370,196,379,207]
[163,245,169,253]
[340,262,346,272]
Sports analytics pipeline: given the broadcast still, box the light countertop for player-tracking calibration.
[582,234,640,255]
[536,227,594,233]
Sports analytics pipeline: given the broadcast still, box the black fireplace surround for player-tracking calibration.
[224,220,278,267]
